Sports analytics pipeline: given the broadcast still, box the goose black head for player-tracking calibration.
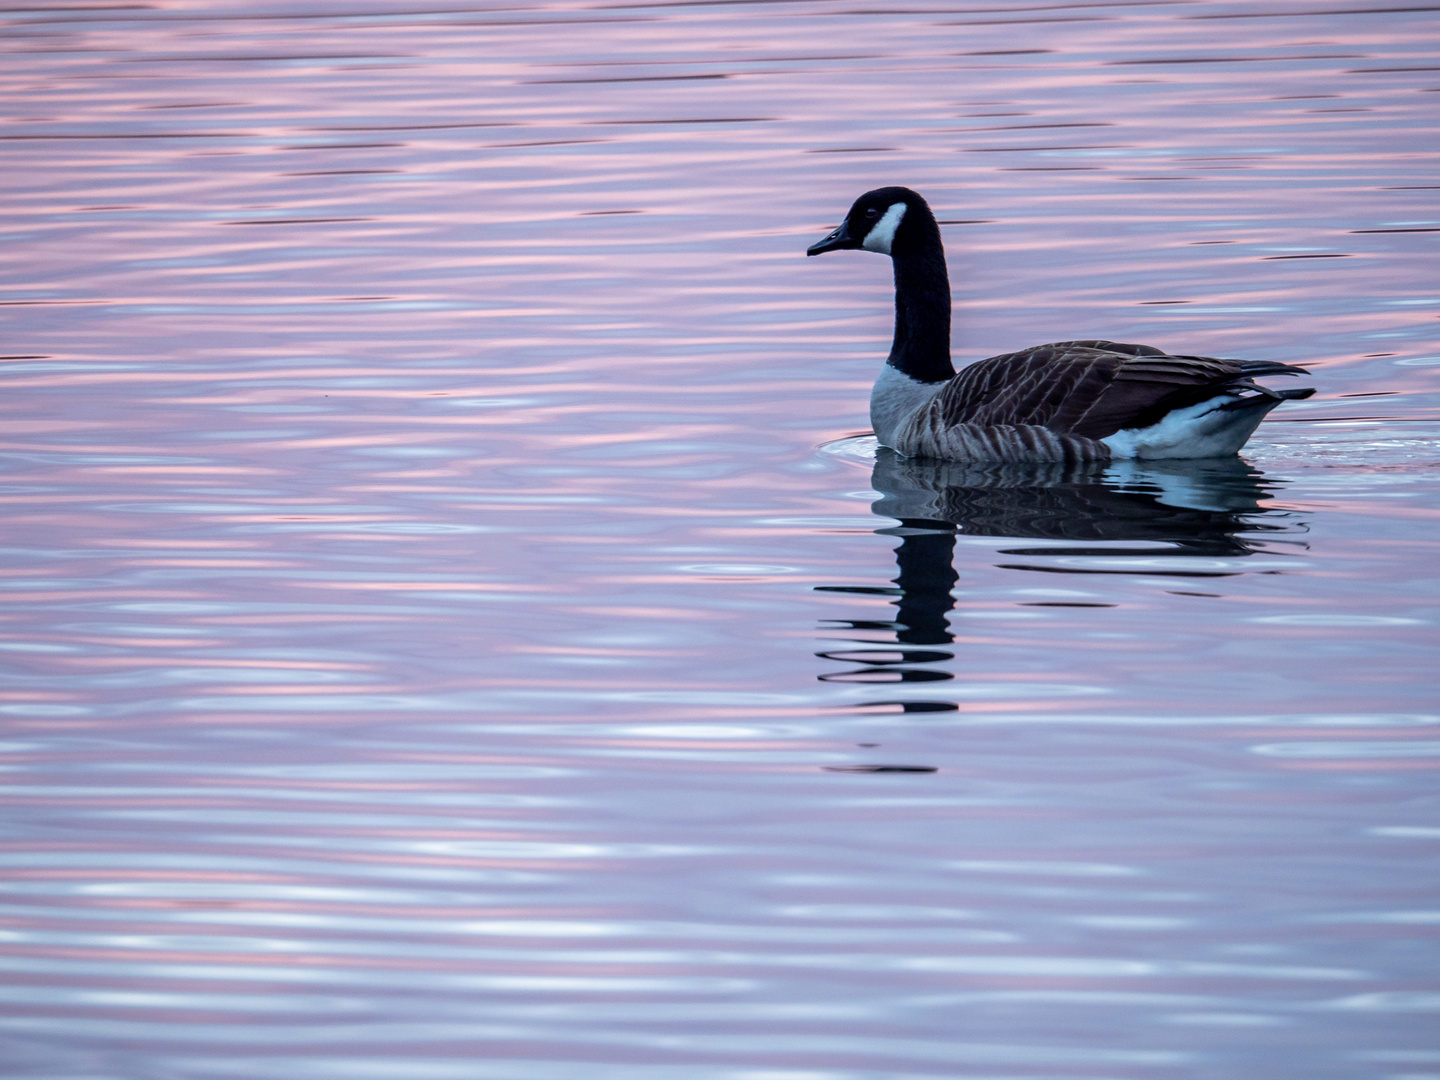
[806,186,935,258]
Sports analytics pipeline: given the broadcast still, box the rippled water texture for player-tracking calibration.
[2,1,1439,1077]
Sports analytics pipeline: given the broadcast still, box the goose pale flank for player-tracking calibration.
[807,187,1314,463]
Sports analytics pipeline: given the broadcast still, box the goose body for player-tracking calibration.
[808,187,1314,463]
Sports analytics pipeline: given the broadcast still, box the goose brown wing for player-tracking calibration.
[936,340,1307,440]
[934,341,1139,431]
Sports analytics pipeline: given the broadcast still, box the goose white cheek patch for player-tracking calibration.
[861,202,907,254]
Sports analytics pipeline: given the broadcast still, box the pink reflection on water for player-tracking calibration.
[0,0,1438,1074]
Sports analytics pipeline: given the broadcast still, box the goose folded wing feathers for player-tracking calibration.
[933,343,1122,432]
[939,342,1311,441]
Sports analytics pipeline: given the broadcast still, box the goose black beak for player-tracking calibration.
[807,220,857,256]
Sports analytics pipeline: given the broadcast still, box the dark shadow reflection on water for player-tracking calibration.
[817,448,1307,693]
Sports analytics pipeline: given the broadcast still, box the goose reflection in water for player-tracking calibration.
[816,448,1306,694]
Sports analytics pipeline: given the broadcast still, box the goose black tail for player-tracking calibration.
[1238,359,1311,378]
[1218,384,1316,411]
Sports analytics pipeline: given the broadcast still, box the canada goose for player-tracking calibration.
[807,186,1314,462]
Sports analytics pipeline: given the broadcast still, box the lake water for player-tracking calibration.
[2,1,1439,1077]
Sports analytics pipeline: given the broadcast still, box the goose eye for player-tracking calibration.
[864,208,879,219]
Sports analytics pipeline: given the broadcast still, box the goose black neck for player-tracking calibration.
[887,226,955,384]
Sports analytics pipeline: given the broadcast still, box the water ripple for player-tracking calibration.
[1,0,1437,1076]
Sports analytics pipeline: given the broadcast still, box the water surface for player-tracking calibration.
[1,1,1439,1077]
